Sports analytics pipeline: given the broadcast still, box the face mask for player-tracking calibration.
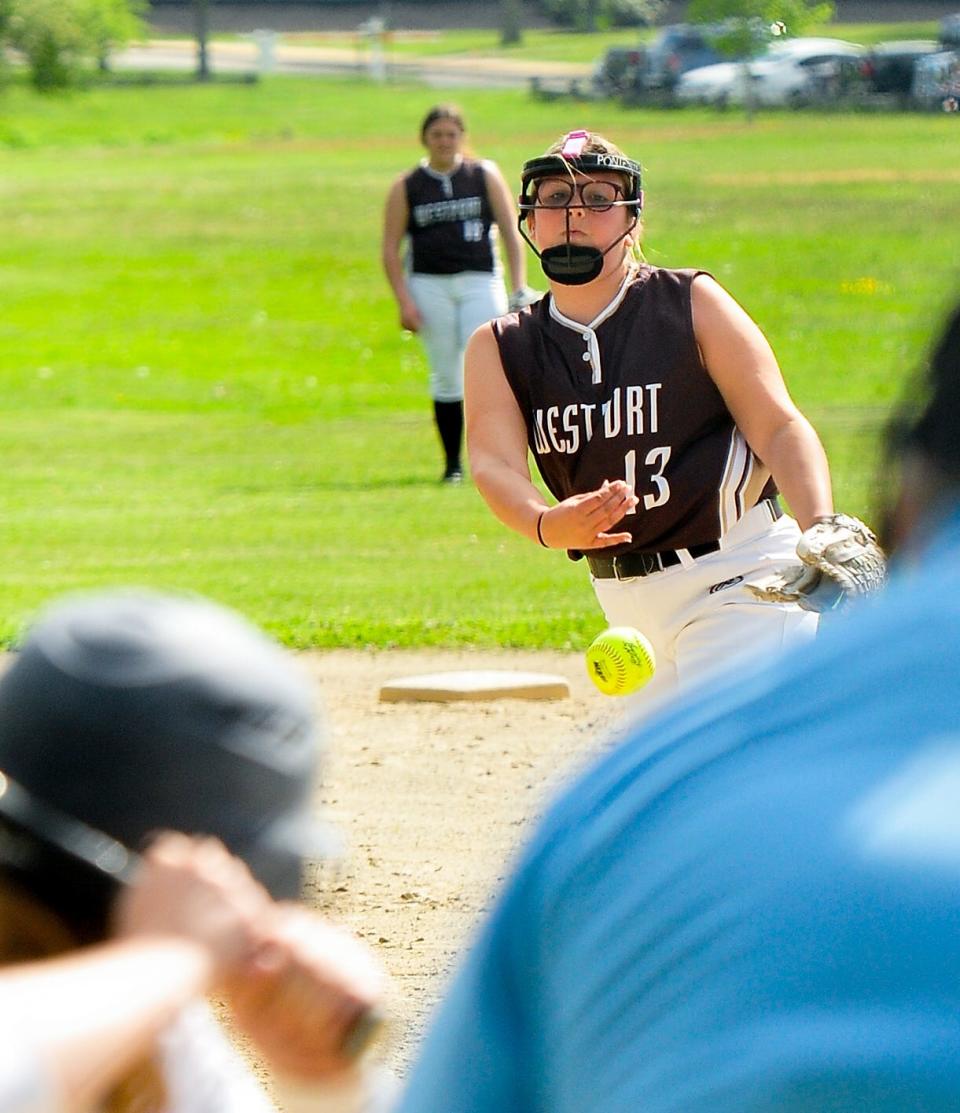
[518,131,643,287]
[537,213,638,285]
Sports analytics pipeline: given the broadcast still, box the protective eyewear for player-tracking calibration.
[532,178,629,212]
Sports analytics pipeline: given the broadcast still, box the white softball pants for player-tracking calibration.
[590,500,819,714]
[407,270,508,402]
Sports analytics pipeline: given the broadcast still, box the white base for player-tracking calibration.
[379,670,570,703]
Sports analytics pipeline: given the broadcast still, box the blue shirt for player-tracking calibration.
[397,509,960,1113]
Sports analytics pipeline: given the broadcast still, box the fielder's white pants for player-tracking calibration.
[591,500,818,713]
[407,270,508,402]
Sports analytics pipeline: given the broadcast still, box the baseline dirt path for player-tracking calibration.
[298,648,625,1076]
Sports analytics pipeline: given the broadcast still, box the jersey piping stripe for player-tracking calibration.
[547,273,634,385]
[718,427,754,535]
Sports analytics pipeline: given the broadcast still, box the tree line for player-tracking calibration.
[0,0,146,90]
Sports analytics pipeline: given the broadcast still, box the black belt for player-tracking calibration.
[587,540,720,580]
[586,499,783,581]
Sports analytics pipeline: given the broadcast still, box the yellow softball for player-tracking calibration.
[585,626,656,697]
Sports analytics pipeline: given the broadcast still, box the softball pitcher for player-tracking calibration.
[465,129,883,707]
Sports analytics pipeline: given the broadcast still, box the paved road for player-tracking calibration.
[114,37,591,88]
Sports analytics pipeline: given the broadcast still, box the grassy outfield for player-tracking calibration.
[0,77,956,648]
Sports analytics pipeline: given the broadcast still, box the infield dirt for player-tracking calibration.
[288,647,625,1079]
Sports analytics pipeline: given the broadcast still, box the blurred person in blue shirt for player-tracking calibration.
[395,296,960,1113]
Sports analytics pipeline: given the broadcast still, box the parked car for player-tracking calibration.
[591,45,646,96]
[676,37,865,107]
[640,23,729,91]
[860,40,940,96]
[912,48,960,109]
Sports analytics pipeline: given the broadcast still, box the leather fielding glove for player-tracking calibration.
[746,513,886,613]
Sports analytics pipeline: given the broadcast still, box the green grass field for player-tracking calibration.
[0,75,956,648]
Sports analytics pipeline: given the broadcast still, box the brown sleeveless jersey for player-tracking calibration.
[492,266,777,557]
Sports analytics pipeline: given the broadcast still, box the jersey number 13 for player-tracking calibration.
[624,447,671,513]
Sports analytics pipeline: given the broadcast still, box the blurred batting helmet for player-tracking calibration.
[0,589,329,937]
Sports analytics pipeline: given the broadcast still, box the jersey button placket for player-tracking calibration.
[581,330,602,385]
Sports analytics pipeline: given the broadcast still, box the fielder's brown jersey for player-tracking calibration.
[492,266,778,557]
[405,159,496,276]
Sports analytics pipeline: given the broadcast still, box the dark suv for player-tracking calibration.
[600,21,764,102]
[641,24,729,91]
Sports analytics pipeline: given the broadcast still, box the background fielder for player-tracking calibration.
[382,104,535,484]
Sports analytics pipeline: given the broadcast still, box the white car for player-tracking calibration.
[676,37,865,107]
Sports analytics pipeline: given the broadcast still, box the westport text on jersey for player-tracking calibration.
[532,384,662,455]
